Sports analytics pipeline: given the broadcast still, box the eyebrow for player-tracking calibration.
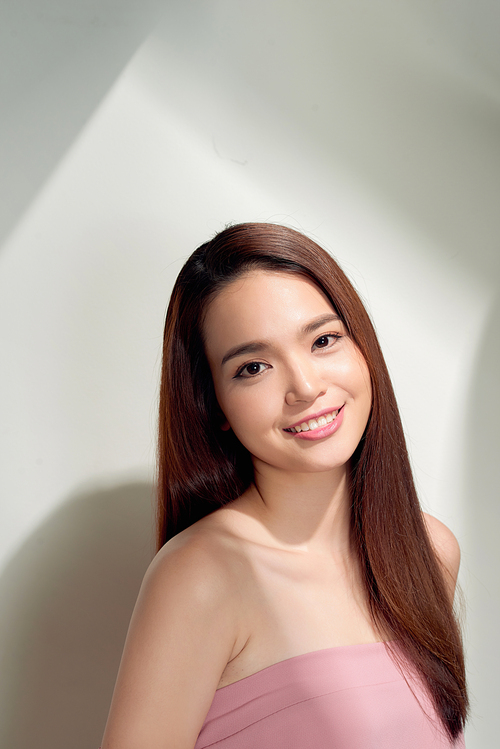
[220,313,341,366]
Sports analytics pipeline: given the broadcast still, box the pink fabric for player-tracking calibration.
[194,642,465,748]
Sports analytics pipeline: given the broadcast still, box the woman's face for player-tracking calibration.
[203,270,372,478]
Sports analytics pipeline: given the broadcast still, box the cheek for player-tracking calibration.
[349,351,371,398]
[221,392,269,434]
[342,354,372,427]
[216,388,280,457]
[358,364,372,402]
[214,370,279,429]
[358,369,373,426]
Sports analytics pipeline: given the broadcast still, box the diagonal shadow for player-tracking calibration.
[0,0,164,252]
[0,480,155,749]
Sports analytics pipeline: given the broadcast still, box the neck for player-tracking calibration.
[233,462,352,558]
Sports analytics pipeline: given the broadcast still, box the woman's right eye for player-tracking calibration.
[234,362,268,378]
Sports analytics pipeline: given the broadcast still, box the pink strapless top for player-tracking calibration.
[194,642,465,748]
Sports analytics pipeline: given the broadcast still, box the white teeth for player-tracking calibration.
[289,410,340,433]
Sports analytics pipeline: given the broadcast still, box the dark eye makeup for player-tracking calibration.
[233,331,343,379]
[312,333,342,349]
[235,362,267,378]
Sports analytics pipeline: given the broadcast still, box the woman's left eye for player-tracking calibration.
[313,333,341,350]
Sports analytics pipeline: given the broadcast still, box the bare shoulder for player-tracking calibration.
[422,512,461,593]
[145,514,249,614]
[101,515,248,749]
[150,516,238,582]
[140,514,251,660]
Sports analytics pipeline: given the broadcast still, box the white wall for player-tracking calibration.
[1,2,498,747]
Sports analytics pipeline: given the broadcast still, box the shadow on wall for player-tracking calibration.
[0,0,163,250]
[463,291,500,748]
[0,480,154,749]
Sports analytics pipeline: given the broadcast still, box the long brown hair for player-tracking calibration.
[157,223,467,739]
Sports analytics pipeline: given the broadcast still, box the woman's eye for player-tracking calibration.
[235,362,267,378]
[313,333,341,349]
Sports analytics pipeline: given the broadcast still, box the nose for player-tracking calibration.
[284,359,326,406]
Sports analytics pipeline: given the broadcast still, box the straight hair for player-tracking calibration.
[156,223,467,740]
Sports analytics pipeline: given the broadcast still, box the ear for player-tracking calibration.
[220,419,231,432]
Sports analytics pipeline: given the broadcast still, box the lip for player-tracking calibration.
[288,406,344,441]
[289,405,345,441]
[285,405,344,431]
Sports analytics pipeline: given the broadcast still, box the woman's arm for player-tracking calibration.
[423,512,461,600]
[100,533,242,749]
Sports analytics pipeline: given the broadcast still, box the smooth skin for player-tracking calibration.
[101,271,460,749]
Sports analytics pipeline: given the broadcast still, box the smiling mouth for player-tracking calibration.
[284,407,343,433]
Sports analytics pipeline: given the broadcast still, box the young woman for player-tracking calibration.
[101,223,468,748]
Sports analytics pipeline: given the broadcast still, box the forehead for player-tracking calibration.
[203,270,336,356]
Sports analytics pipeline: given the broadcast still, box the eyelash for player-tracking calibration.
[312,332,342,350]
[233,332,342,379]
